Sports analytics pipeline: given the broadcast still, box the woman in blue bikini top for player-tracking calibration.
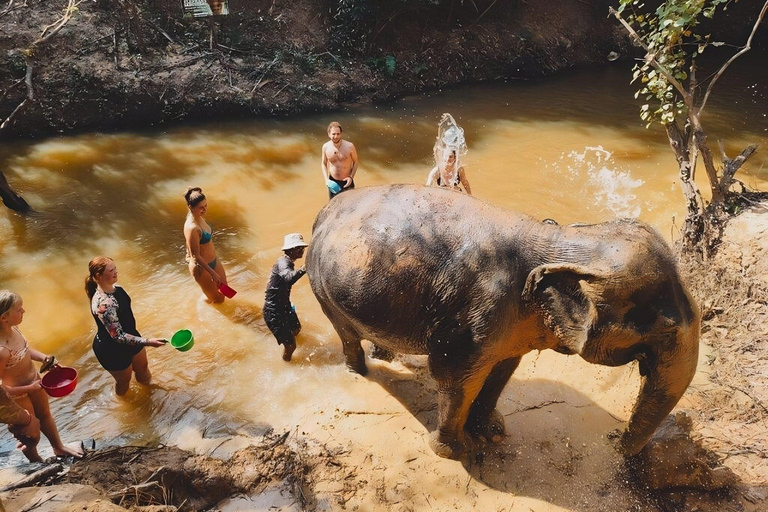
[183,186,229,303]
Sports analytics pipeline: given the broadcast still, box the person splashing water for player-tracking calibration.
[425,113,472,195]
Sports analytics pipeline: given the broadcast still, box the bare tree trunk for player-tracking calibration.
[691,120,722,203]
[665,122,705,248]
[0,170,31,213]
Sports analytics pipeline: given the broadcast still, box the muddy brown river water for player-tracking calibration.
[1,59,767,510]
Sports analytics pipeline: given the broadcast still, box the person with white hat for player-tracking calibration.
[263,233,309,361]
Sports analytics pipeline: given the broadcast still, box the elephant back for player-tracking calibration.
[307,185,532,351]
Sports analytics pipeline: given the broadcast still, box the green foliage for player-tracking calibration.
[411,62,428,76]
[617,0,734,128]
[384,55,396,75]
[368,54,397,76]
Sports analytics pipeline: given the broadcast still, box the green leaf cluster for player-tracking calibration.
[618,0,734,128]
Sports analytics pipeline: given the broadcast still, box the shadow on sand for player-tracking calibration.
[363,354,754,512]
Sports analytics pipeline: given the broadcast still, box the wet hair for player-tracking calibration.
[85,256,114,300]
[327,121,342,134]
[184,187,206,208]
[0,290,21,320]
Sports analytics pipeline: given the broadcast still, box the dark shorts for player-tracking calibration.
[328,177,354,199]
[264,307,301,346]
[93,336,144,372]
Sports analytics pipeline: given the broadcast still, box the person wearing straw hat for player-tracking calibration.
[264,233,309,361]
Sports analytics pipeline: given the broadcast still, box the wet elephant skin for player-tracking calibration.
[306,184,700,459]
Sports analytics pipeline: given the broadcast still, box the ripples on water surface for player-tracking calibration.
[0,59,766,465]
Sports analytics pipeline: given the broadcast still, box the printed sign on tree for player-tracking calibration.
[182,0,229,17]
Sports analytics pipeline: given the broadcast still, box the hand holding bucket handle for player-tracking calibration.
[40,355,57,373]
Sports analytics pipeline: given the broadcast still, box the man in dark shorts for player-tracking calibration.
[321,121,359,200]
[263,233,309,361]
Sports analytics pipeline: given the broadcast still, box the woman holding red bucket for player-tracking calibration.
[183,186,234,303]
[85,257,166,396]
[0,290,83,461]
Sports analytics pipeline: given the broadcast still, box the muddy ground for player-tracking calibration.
[1,205,767,512]
[2,2,768,511]
[0,0,764,139]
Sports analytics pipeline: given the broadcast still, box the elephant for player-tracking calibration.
[306,184,700,459]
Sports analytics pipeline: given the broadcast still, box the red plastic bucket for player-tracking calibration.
[219,283,237,298]
[41,366,78,398]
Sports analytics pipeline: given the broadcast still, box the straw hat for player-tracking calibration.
[282,233,309,250]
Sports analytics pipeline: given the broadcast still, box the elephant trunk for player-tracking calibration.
[620,322,700,456]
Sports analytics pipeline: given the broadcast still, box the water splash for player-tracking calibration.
[563,146,644,218]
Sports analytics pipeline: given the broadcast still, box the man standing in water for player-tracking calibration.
[263,233,308,362]
[321,121,359,200]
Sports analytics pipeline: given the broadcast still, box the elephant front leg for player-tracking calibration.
[467,356,521,443]
[428,356,491,459]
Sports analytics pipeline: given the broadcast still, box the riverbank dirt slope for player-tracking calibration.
[2,205,767,511]
[0,0,762,139]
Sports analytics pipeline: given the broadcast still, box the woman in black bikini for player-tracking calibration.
[183,187,228,303]
[86,257,166,396]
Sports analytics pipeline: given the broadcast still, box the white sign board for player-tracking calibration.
[183,0,229,17]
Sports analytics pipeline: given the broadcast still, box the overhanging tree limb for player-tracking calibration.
[609,7,691,103]
[698,0,768,115]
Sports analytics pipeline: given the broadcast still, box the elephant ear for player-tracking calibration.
[522,263,605,354]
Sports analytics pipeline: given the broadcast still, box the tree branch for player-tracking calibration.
[609,7,692,103]
[0,54,33,132]
[698,0,768,115]
[0,0,15,19]
[0,464,63,492]
[36,0,83,46]
[720,145,758,195]
[1,0,81,140]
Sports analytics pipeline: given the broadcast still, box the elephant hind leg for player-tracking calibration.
[322,306,367,375]
[467,356,521,443]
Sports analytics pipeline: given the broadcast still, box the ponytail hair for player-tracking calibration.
[184,187,205,208]
[86,256,114,300]
[0,290,21,320]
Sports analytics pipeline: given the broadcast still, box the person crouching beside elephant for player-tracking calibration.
[264,234,308,362]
